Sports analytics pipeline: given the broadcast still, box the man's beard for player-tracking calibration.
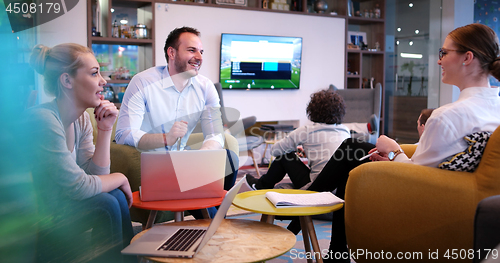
[174,57,200,77]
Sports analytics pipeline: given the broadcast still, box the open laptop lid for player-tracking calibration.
[140,149,226,201]
[192,176,246,255]
[121,176,246,258]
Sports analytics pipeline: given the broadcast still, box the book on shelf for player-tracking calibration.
[265,191,344,208]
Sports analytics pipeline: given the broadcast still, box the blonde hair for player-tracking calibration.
[29,43,93,97]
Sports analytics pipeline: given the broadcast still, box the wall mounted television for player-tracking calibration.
[219,33,302,90]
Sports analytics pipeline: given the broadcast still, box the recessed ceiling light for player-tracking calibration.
[396,40,400,45]
[409,3,413,8]
[409,41,414,46]
[110,8,114,13]
[401,52,422,59]
[415,29,420,34]
[397,27,401,32]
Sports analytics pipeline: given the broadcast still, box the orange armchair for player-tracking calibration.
[345,126,500,262]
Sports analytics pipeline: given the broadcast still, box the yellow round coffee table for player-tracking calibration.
[233,189,344,263]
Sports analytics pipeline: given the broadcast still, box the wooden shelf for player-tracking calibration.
[106,80,131,84]
[347,49,384,54]
[90,36,154,45]
[347,16,384,25]
[112,0,152,8]
[156,0,348,17]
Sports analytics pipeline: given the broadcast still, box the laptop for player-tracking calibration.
[140,149,227,201]
[121,176,246,258]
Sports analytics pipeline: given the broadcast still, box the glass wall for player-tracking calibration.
[384,0,441,144]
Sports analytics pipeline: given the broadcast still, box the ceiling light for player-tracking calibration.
[401,53,422,59]
[111,8,114,13]
[120,19,128,24]
[415,29,420,34]
[409,3,413,8]
[397,27,401,32]
[409,41,414,46]
[396,40,400,45]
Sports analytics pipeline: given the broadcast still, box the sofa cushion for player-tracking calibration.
[438,131,492,172]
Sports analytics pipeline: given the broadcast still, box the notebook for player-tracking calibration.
[121,177,246,258]
[265,191,344,208]
[140,149,226,201]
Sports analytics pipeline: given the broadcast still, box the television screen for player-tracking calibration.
[219,33,302,90]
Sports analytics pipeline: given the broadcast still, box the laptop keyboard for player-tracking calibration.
[157,229,206,252]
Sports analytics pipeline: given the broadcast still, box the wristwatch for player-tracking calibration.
[388,149,404,161]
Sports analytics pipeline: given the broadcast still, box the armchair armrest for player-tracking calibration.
[110,143,141,192]
[400,144,417,158]
[345,161,478,261]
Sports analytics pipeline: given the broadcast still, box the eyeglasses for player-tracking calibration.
[438,48,465,60]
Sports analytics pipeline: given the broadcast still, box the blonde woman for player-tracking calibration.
[27,43,133,262]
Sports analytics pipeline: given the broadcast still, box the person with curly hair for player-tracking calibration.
[245,89,350,190]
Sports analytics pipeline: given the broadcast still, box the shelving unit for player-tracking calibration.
[344,0,385,133]
[345,0,385,90]
[87,0,155,84]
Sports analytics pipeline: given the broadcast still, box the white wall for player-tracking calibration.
[155,3,345,126]
[36,0,87,103]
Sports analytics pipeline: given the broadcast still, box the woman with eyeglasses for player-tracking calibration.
[321,23,500,263]
[26,43,134,262]
[372,23,500,165]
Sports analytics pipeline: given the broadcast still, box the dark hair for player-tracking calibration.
[448,23,500,80]
[30,43,93,98]
[163,27,200,64]
[419,108,435,126]
[306,90,345,124]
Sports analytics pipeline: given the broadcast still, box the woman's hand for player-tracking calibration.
[120,180,133,208]
[376,135,400,153]
[369,150,390,161]
[369,135,400,162]
[94,97,118,131]
[99,173,133,208]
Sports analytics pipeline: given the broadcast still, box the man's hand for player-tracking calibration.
[166,121,188,146]
[296,145,306,158]
[199,139,223,150]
